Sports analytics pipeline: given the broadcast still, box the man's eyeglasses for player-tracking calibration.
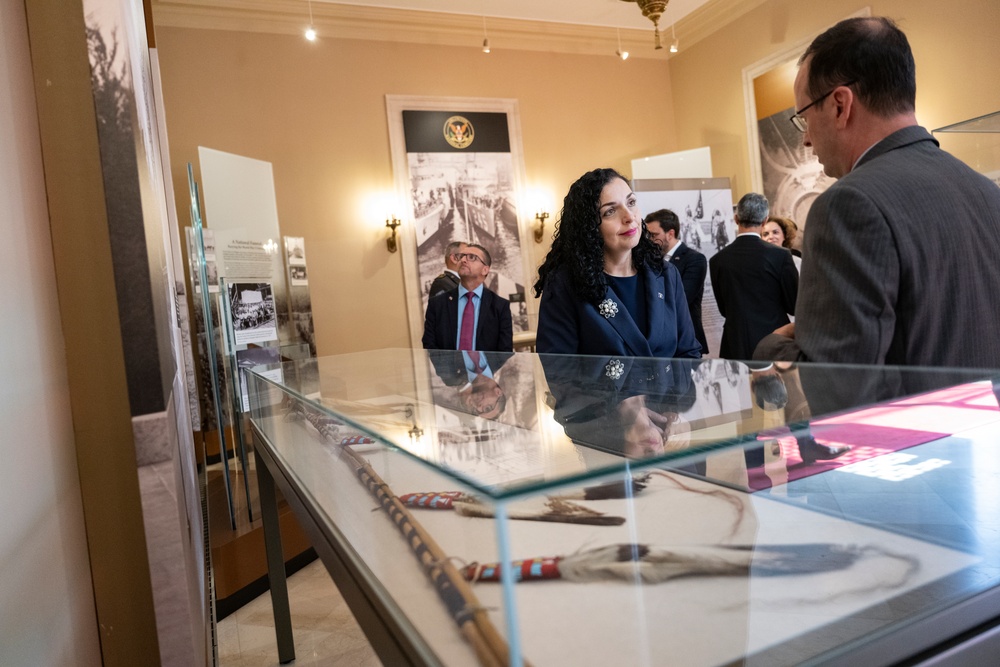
[789,80,856,132]
[455,252,486,265]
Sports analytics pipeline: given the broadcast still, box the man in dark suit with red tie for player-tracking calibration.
[710,193,798,360]
[645,209,708,355]
[422,243,514,352]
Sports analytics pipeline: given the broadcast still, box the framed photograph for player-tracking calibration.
[227,281,278,346]
[386,96,534,348]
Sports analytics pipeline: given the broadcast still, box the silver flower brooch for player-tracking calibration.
[598,298,619,319]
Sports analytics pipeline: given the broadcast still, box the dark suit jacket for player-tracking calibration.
[710,234,798,361]
[422,286,513,352]
[427,270,460,298]
[668,242,709,355]
[755,126,1000,367]
[536,265,702,358]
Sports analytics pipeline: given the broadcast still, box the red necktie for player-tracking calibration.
[468,350,482,371]
[459,292,475,350]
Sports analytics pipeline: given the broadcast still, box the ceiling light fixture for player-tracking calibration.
[670,24,679,53]
[304,0,316,41]
[621,0,667,49]
[482,15,491,53]
[616,28,629,60]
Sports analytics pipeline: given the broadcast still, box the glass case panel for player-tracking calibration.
[933,109,1000,188]
[247,350,1000,666]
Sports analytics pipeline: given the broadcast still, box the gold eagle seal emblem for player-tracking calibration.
[443,116,474,149]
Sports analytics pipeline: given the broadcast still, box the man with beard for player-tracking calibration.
[422,243,513,352]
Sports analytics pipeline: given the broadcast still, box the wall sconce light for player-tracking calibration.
[405,404,423,441]
[534,211,549,243]
[386,216,401,253]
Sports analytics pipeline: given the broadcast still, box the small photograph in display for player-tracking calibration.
[205,261,220,293]
[289,265,308,286]
[229,282,278,345]
[285,236,306,266]
[202,228,217,261]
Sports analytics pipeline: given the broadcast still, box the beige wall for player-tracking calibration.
[0,0,101,663]
[668,0,1000,196]
[155,27,676,355]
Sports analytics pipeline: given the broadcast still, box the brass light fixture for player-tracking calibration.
[386,216,401,252]
[620,0,669,49]
[482,12,490,53]
[405,404,423,441]
[533,211,549,243]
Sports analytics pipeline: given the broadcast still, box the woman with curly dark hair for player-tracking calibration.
[533,168,701,358]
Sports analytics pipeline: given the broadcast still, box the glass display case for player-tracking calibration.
[246,349,1000,666]
[933,110,1000,188]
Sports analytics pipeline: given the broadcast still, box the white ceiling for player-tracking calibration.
[319,0,715,31]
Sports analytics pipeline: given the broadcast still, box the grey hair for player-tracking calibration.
[735,193,769,227]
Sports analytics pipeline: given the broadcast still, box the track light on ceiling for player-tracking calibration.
[670,24,678,53]
[304,0,316,41]
[616,28,629,60]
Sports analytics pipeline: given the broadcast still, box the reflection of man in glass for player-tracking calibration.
[619,394,691,459]
[459,369,506,420]
[750,363,849,464]
[428,350,509,420]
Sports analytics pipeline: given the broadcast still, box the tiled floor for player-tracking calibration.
[217,559,382,666]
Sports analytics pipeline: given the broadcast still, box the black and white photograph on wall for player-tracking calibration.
[205,260,219,293]
[284,236,316,356]
[634,179,736,358]
[228,282,278,345]
[402,110,528,332]
[202,227,217,261]
[187,227,220,294]
[289,265,308,286]
[758,105,835,241]
[285,236,306,266]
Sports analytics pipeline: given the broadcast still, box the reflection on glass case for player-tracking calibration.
[934,109,1000,188]
[246,349,1000,666]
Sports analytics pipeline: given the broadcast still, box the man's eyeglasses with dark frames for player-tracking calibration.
[789,80,856,132]
[455,252,486,265]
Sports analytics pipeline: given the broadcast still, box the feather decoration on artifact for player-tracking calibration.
[397,492,626,526]
[549,473,651,501]
[463,543,871,584]
[455,498,625,526]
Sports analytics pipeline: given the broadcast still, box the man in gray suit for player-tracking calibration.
[755,17,1000,368]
